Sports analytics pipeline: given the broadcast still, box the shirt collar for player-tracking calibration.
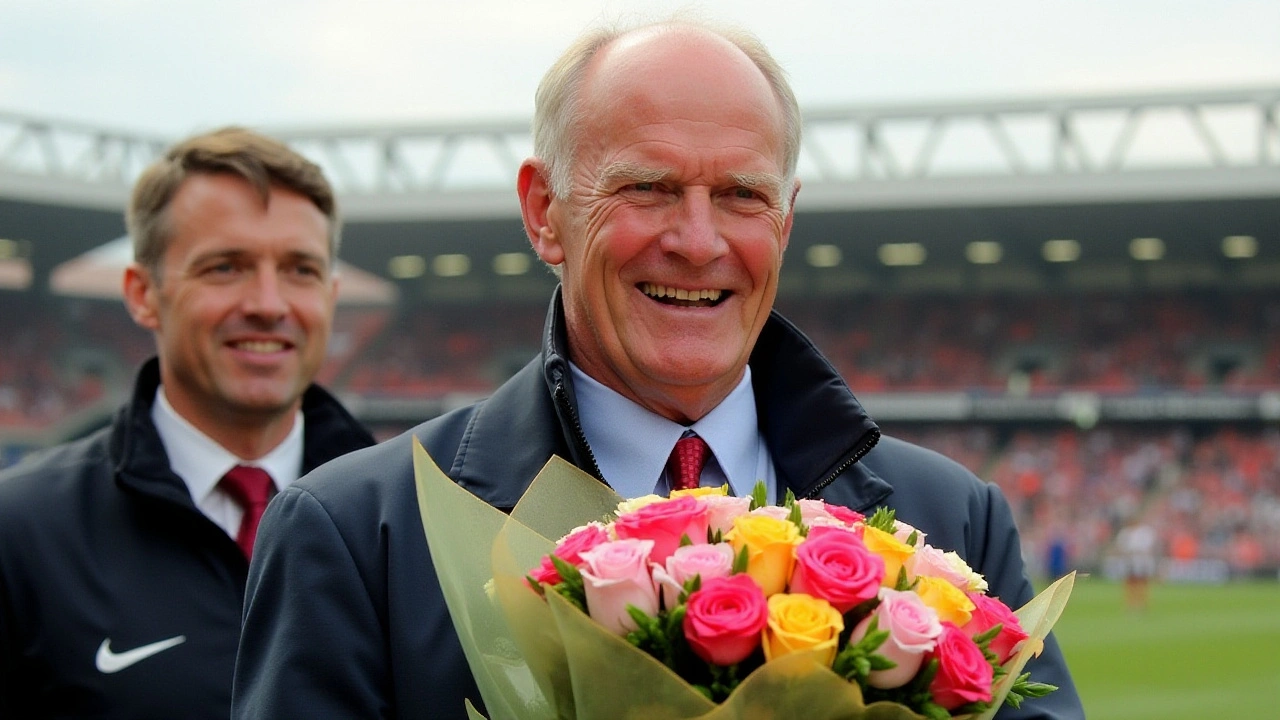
[151,386,303,504]
[569,363,761,500]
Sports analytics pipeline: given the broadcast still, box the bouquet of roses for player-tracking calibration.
[413,439,1074,720]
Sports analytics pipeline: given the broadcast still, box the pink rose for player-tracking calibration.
[929,622,995,710]
[789,526,884,613]
[748,505,792,523]
[893,520,924,545]
[651,543,736,609]
[578,539,660,635]
[962,593,1029,664]
[906,544,971,590]
[702,495,752,536]
[826,503,864,526]
[850,588,943,689]
[614,496,709,565]
[683,574,769,666]
[797,499,864,528]
[529,522,610,586]
[527,561,560,587]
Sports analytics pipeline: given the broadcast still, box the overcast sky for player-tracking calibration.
[2,0,1278,136]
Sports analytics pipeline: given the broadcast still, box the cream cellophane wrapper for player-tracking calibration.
[413,439,1075,720]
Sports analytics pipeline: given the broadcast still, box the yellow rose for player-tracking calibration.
[763,593,844,667]
[670,484,730,499]
[862,525,916,587]
[941,551,988,593]
[727,514,801,596]
[615,494,666,516]
[914,575,976,626]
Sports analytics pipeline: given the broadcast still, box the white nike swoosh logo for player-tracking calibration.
[95,635,187,673]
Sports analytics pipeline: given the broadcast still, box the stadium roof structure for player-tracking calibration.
[2,87,1279,299]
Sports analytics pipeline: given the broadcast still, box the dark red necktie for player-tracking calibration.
[219,465,274,560]
[668,435,711,492]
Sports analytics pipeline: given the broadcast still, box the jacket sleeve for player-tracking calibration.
[0,541,25,718]
[232,486,391,719]
[974,483,1084,720]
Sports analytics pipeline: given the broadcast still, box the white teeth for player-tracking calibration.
[235,340,285,353]
[641,283,722,302]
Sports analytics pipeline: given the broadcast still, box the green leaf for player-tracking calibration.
[548,555,587,611]
[922,702,951,720]
[1004,672,1058,708]
[922,701,952,720]
[524,575,546,597]
[831,617,898,683]
[972,623,1002,647]
[627,605,657,634]
[677,575,701,605]
[732,544,750,574]
[865,506,897,533]
[787,501,806,534]
[750,481,768,510]
[679,533,694,548]
[868,655,897,671]
[894,566,912,591]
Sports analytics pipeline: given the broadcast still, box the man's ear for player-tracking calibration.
[122,263,160,331]
[517,158,565,267]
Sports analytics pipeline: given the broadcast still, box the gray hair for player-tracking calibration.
[531,15,802,215]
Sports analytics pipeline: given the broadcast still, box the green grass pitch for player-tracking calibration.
[1046,577,1280,719]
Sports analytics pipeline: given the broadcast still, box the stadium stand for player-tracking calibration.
[5,287,1277,584]
[4,88,1278,582]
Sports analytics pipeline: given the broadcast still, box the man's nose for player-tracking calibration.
[242,267,288,319]
[662,190,728,265]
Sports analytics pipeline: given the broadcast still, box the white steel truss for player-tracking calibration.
[2,88,1277,217]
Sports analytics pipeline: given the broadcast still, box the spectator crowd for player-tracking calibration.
[3,289,1278,577]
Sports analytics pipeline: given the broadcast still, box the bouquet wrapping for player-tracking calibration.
[413,439,1074,720]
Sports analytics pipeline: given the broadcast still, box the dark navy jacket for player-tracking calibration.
[234,292,1082,719]
[0,359,374,720]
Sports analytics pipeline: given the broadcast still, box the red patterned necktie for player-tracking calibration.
[219,465,274,560]
[668,435,711,492]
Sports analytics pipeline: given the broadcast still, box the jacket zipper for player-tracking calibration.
[802,427,881,500]
[553,381,604,480]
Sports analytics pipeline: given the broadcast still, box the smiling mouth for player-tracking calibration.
[231,340,290,353]
[640,283,728,308]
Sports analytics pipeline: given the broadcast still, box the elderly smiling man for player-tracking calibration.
[233,17,1083,720]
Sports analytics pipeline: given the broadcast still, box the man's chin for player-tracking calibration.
[222,386,305,419]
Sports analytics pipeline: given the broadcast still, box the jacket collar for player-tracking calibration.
[110,358,373,505]
[444,287,597,509]
[451,288,890,510]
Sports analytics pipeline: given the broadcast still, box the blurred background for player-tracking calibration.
[2,1,1278,716]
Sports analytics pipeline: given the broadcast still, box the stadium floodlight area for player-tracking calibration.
[2,87,1277,219]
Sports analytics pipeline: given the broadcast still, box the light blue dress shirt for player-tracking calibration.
[569,363,777,503]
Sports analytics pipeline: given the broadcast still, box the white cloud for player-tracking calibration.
[0,0,1276,133]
